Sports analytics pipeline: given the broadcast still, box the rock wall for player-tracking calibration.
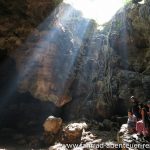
[0,0,63,57]
[61,1,150,120]
[109,1,150,109]
[0,0,150,122]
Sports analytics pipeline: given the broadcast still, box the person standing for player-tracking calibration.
[142,101,150,138]
[129,96,141,120]
[136,101,150,139]
[127,111,137,133]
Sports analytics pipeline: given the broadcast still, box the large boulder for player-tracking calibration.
[43,116,62,134]
[43,116,63,145]
[60,123,87,144]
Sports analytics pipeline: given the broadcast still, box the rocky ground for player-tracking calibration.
[118,124,150,150]
[0,115,127,150]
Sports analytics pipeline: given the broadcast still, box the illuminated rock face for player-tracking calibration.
[0,0,150,119]
[13,28,73,107]
[0,0,73,107]
[109,2,150,105]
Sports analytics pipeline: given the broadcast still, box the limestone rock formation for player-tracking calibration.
[0,0,150,125]
[13,25,73,107]
[108,1,150,113]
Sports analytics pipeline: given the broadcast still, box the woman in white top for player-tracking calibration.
[127,111,137,133]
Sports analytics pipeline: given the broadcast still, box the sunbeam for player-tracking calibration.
[0,0,128,109]
[11,2,94,107]
[1,0,127,107]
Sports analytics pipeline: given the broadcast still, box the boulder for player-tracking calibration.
[43,116,63,145]
[43,116,62,134]
[60,123,87,144]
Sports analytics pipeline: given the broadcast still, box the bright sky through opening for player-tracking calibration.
[64,0,124,24]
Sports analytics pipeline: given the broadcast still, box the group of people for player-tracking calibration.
[127,96,150,139]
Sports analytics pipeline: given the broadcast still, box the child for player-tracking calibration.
[127,111,137,133]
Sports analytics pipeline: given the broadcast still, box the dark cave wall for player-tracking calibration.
[0,0,63,58]
[109,2,150,101]
[0,0,64,138]
[0,57,62,132]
